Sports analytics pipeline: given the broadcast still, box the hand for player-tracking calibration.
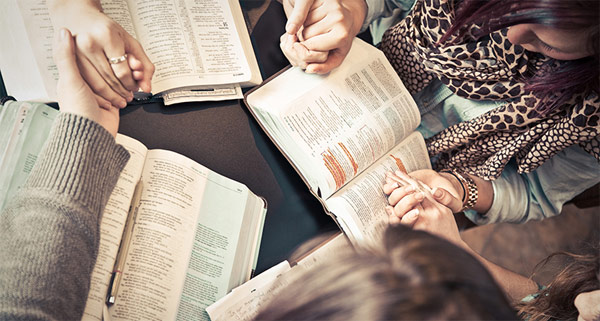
[575,290,600,321]
[281,0,367,73]
[49,1,154,109]
[405,170,464,213]
[54,28,119,137]
[383,171,464,246]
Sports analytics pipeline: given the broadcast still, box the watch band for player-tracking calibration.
[442,170,478,211]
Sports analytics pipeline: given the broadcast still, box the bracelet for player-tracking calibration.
[441,169,478,211]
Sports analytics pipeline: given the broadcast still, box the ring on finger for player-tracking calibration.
[108,54,128,64]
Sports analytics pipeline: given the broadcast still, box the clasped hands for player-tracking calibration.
[49,0,155,110]
[280,0,367,74]
[382,170,466,247]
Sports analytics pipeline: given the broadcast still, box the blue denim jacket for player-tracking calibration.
[364,0,600,224]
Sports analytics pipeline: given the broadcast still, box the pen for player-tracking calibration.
[106,180,144,305]
[387,171,436,203]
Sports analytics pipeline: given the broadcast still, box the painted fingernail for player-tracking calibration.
[433,188,443,198]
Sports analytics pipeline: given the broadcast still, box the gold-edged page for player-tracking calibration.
[324,132,430,246]
[81,134,148,321]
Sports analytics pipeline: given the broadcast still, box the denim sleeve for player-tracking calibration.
[362,0,417,37]
[465,145,600,224]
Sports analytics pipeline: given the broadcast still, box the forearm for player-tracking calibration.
[0,113,129,320]
[458,241,538,304]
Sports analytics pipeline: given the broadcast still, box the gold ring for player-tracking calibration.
[108,54,127,64]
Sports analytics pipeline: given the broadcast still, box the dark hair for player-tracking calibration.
[517,248,600,321]
[254,225,516,320]
[443,0,599,115]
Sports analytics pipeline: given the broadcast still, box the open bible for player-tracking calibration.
[245,38,430,246]
[1,0,262,104]
[0,100,267,321]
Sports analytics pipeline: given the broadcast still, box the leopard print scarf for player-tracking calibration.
[380,0,600,180]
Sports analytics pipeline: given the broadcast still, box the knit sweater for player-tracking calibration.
[0,113,130,321]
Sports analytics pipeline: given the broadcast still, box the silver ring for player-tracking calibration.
[108,54,127,64]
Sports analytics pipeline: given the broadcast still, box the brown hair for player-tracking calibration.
[254,225,516,320]
[518,248,600,321]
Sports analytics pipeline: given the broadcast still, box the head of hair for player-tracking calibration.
[442,0,599,115]
[517,247,600,321]
[254,225,516,321]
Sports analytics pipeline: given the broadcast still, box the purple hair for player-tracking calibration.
[442,0,599,115]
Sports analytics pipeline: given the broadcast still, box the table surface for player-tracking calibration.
[119,1,339,274]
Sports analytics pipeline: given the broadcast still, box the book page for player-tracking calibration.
[108,150,209,320]
[206,234,351,321]
[174,170,260,321]
[0,102,58,211]
[1,0,57,101]
[325,132,430,246]
[81,134,148,321]
[246,39,420,199]
[126,0,254,93]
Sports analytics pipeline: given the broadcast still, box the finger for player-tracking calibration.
[128,55,145,81]
[103,36,138,93]
[400,208,420,227]
[75,34,133,99]
[392,191,425,217]
[291,42,328,63]
[305,49,347,74]
[382,181,400,195]
[94,93,113,110]
[302,27,352,52]
[432,187,463,213]
[387,184,417,205]
[286,0,318,35]
[53,29,84,90]
[125,35,154,93]
[77,55,128,108]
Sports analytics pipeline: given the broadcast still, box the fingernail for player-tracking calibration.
[119,100,127,108]
[433,188,443,198]
[385,206,393,215]
[405,185,415,192]
[414,192,424,201]
[286,23,296,34]
[392,182,399,189]
[407,208,420,219]
[60,28,68,40]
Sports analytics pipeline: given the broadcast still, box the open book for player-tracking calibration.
[0,100,267,321]
[207,233,351,321]
[245,38,430,246]
[0,0,262,104]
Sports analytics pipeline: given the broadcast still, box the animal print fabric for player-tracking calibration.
[380,0,600,180]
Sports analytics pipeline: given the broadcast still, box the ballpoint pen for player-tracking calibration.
[106,180,144,305]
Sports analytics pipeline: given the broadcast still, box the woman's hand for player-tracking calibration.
[281,0,367,73]
[54,28,119,137]
[49,0,154,109]
[383,171,465,246]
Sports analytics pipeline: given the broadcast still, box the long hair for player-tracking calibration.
[517,248,600,321]
[254,225,516,320]
[442,0,599,115]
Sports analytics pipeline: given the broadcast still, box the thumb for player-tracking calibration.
[432,187,463,213]
[286,0,313,35]
[53,28,85,90]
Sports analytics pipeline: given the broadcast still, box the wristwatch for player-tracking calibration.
[442,169,478,211]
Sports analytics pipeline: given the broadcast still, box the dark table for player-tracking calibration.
[119,1,339,274]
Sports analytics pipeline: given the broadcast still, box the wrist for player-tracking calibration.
[439,171,465,202]
[440,170,478,212]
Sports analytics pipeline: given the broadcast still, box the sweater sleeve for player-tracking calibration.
[0,113,130,321]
